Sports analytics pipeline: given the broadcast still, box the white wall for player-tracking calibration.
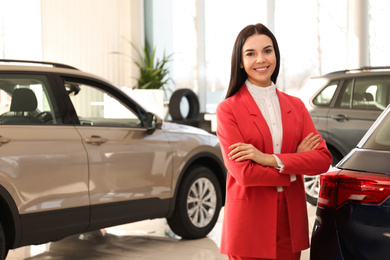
[0,0,42,60]
[41,0,144,88]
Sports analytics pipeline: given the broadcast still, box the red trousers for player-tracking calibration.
[228,192,301,260]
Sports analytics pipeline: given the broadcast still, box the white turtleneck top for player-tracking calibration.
[246,80,296,190]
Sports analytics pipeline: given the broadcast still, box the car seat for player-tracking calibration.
[0,88,41,124]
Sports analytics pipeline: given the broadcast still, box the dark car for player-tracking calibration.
[299,67,390,205]
[310,104,390,260]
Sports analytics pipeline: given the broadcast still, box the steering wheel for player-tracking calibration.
[35,111,53,123]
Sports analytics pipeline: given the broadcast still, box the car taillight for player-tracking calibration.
[317,170,338,208]
[318,170,390,208]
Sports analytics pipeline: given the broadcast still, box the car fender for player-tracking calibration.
[167,149,226,217]
[0,184,22,248]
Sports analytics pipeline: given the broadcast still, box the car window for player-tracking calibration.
[0,74,62,125]
[352,77,390,111]
[313,81,338,106]
[335,77,390,111]
[363,109,390,150]
[66,82,142,128]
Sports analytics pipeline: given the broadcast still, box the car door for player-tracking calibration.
[326,76,390,156]
[0,73,89,245]
[62,78,174,229]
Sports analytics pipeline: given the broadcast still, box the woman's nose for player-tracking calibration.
[256,56,266,63]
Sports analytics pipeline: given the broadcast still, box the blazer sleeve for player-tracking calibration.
[276,100,332,176]
[216,100,291,188]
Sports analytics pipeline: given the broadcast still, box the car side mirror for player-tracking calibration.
[146,112,162,134]
[65,82,80,96]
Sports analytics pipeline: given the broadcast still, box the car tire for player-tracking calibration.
[305,148,343,206]
[0,222,8,260]
[169,88,200,121]
[167,165,222,239]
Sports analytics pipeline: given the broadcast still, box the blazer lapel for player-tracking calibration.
[238,85,274,153]
[276,89,296,153]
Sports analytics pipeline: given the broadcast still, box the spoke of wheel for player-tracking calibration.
[304,178,315,187]
[200,180,210,198]
[190,185,200,198]
[187,205,197,216]
[305,176,320,197]
[187,177,217,227]
[202,189,215,202]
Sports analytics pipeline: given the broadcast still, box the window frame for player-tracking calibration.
[60,76,150,128]
[0,73,66,125]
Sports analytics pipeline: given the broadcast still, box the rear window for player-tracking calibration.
[362,108,390,150]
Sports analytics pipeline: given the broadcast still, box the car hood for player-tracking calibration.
[162,122,213,136]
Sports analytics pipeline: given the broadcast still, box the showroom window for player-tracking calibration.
[170,0,267,113]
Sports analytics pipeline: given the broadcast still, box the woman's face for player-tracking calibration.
[241,34,276,87]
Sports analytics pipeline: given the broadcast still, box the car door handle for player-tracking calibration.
[84,135,107,145]
[0,136,10,146]
[331,114,348,121]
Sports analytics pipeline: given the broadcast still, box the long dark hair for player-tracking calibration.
[225,23,281,99]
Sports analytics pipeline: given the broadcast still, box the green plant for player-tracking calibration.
[113,40,173,96]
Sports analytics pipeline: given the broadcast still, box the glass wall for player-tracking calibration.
[275,0,348,93]
[1,0,389,114]
[172,0,267,113]
[168,0,389,113]
[369,0,390,65]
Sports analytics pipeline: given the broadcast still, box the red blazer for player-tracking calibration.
[217,84,332,258]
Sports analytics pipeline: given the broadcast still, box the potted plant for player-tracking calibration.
[131,41,173,97]
[113,40,173,119]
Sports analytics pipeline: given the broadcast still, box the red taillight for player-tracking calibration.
[317,170,338,208]
[318,170,390,208]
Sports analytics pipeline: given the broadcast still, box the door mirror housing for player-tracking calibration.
[146,112,162,134]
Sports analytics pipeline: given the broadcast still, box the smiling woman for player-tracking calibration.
[241,34,277,87]
[216,23,332,260]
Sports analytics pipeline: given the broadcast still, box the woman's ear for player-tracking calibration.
[240,63,244,69]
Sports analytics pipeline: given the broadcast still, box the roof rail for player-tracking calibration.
[326,66,390,75]
[0,59,79,70]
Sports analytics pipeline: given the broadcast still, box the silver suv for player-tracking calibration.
[299,67,390,205]
[0,60,226,259]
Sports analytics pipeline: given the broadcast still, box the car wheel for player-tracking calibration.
[305,149,343,205]
[304,175,321,205]
[167,165,222,239]
[0,222,8,260]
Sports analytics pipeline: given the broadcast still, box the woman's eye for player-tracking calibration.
[264,49,273,54]
[246,52,254,56]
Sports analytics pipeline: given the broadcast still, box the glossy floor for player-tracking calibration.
[6,204,315,260]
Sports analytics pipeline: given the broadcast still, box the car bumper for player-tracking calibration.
[310,207,344,260]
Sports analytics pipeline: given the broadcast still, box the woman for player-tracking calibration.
[216,23,332,260]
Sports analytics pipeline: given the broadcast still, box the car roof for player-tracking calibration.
[312,66,390,81]
[0,60,116,87]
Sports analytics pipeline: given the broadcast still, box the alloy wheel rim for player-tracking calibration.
[305,175,321,198]
[186,177,217,228]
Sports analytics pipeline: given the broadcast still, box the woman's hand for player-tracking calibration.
[228,143,277,167]
[297,132,320,153]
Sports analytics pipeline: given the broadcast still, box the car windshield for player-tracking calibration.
[361,107,390,150]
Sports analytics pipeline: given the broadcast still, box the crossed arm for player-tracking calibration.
[228,132,321,167]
